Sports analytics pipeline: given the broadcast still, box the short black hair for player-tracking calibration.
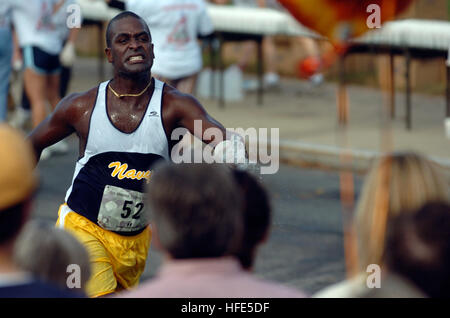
[105,11,149,47]
[385,201,450,297]
[0,202,27,244]
[232,169,271,269]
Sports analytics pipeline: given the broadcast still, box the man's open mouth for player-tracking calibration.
[128,55,145,62]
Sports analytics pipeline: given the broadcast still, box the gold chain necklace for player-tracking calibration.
[108,80,152,98]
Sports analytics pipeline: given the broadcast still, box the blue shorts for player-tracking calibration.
[23,46,61,75]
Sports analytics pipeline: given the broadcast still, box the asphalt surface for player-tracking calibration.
[31,134,364,295]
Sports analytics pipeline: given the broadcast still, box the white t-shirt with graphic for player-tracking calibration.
[126,0,214,79]
[12,0,71,55]
[53,0,79,42]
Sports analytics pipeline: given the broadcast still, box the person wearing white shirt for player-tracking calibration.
[11,1,79,143]
[126,0,214,94]
[12,0,75,129]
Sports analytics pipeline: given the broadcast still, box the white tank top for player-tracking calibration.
[65,78,169,234]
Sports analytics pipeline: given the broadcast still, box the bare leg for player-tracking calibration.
[297,37,320,58]
[296,37,323,86]
[24,68,47,128]
[262,36,280,87]
[263,36,277,75]
[154,74,198,95]
[237,41,256,71]
[46,73,61,110]
[176,74,198,94]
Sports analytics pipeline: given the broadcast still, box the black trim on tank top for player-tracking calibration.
[105,77,155,135]
[115,228,146,236]
[78,83,101,161]
[159,81,171,157]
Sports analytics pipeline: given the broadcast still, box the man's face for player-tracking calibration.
[106,17,154,76]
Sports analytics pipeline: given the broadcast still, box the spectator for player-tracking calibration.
[231,168,271,270]
[54,0,80,100]
[211,0,281,90]
[295,37,324,87]
[118,163,305,298]
[125,0,214,94]
[0,124,76,297]
[11,0,78,160]
[14,220,90,294]
[11,0,80,135]
[314,152,449,297]
[365,201,450,298]
[211,0,324,88]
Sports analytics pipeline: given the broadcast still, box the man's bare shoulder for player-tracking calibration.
[61,86,99,113]
[162,84,204,116]
[162,84,198,105]
[55,86,100,125]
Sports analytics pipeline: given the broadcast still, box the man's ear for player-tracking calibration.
[150,43,155,60]
[105,47,113,63]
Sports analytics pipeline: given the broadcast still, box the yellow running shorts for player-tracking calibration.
[56,203,152,297]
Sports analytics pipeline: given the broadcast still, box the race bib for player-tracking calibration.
[97,185,148,232]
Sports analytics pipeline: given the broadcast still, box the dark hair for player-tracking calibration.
[232,169,271,269]
[385,201,450,297]
[106,11,149,47]
[147,163,244,259]
[0,202,27,244]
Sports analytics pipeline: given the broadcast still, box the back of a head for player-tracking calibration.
[0,125,37,245]
[354,151,449,270]
[385,202,450,298]
[147,163,243,259]
[232,169,271,270]
[14,221,91,291]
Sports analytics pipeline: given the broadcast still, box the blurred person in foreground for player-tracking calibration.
[28,11,247,298]
[231,168,271,271]
[14,220,90,295]
[0,125,77,298]
[314,152,449,298]
[118,163,305,298]
[361,202,450,298]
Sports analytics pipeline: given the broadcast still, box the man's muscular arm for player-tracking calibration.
[163,86,241,146]
[28,89,96,162]
[163,86,247,163]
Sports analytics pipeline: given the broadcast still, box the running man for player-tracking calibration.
[28,11,245,297]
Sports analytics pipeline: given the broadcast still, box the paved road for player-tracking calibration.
[31,135,364,295]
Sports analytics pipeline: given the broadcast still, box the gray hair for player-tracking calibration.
[13,220,91,291]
